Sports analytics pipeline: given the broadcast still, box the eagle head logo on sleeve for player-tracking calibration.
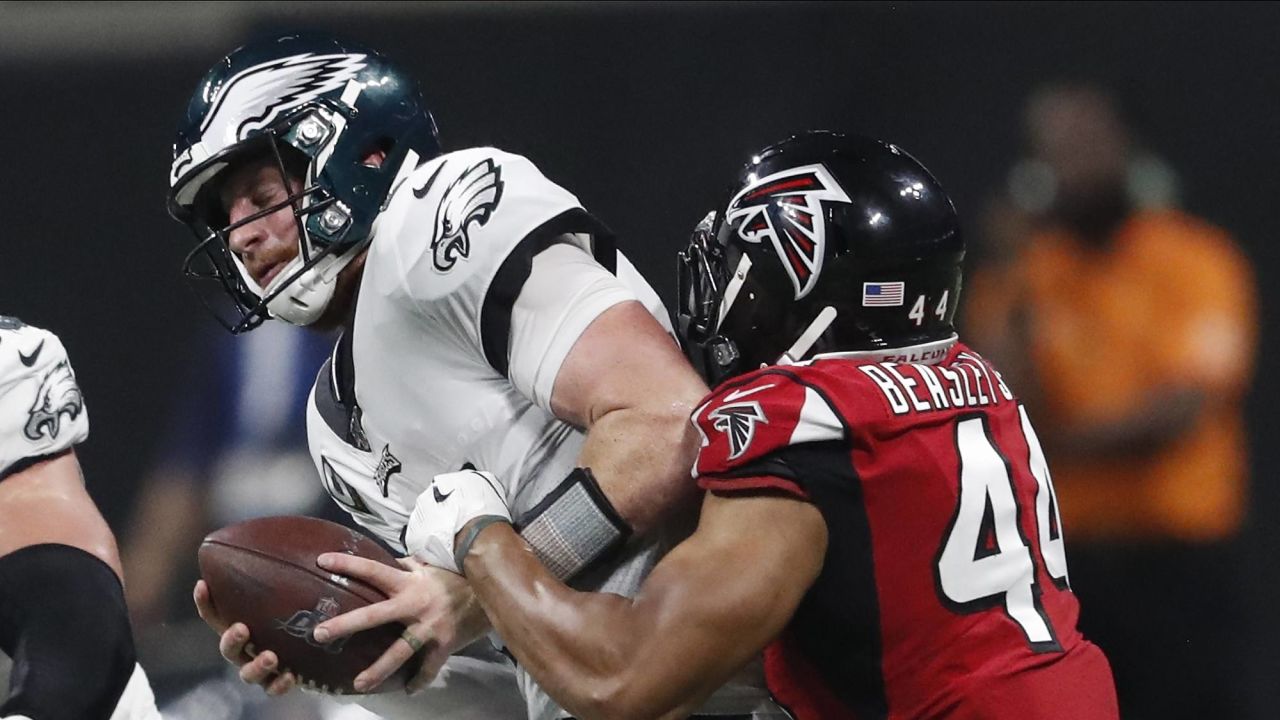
[23,360,84,441]
[430,159,505,272]
[725,163,852,300]
[708,397,769,461]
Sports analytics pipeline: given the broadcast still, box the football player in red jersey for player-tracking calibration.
[316,132,1119,720]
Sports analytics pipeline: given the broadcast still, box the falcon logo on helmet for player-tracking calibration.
[725,163,852,300]
[709,399,768,460]
[429,159,505,272]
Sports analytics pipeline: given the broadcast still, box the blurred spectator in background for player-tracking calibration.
[120,322,363,720]
[964,83,1257,719]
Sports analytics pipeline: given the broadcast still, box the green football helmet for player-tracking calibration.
[167,34,441,332]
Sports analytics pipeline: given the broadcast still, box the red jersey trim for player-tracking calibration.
[698,473,810,500]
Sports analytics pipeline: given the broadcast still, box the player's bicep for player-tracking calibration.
[0,450,121,578]
[505,241,655,418]
[618,491,827,718]
[549,298,706,428]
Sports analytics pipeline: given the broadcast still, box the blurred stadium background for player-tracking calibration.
[0,2,1275,718]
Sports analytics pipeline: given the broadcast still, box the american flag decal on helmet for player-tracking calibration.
[725,163,852,300]
[862,281,905,307]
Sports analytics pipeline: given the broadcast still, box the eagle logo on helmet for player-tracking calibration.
[23,360,84,442]
[170,52,368,186]
[725,163,852,300]
[430,159,505,272]
[201,52,367,144]
[708,399,768,461]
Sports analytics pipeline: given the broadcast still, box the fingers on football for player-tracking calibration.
[315,597,406,642]
[318,552,404,592]
[218,623,254,666]
[407,642,451,695]
[265,670,297,697]
[354,631,429,693]
[193,580,228,634]
[239,650,280,686]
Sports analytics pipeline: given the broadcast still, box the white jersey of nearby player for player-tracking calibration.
[305,148,783,719]
[0,318,89,478]
[0,318,162,720]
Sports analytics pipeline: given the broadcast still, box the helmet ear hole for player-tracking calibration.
[360,137,396,167]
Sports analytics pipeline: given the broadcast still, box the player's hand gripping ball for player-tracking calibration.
[198,516,421,694]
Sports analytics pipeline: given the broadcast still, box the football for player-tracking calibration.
[198,515,415,694]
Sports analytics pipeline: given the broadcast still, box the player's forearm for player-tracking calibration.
[548,300,709,537]
[463,496,811,720]
[463,522,660,720]
[576,403,702,535]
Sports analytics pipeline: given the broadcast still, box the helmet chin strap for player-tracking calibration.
[775,306,839,366]
[267,147,421,327]
[773,307,959,368]
[264,242,366,326]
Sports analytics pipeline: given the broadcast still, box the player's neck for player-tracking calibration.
[310,256,367,333]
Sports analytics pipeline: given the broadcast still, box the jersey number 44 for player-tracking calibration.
[935,407,1069,653]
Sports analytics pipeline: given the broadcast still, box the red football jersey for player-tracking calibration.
[692,343,1117,720]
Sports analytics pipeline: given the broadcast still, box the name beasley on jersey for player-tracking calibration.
[859,351,1014,415]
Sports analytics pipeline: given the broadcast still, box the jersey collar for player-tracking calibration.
[801,335,959,366]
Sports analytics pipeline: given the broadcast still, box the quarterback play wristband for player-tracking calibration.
[516,467,632,581]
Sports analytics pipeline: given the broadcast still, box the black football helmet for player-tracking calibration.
[677,131,964,386]
[167,34,441,333]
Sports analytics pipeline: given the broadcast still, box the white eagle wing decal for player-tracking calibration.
[200,52,368,146]
[431,159,505,272]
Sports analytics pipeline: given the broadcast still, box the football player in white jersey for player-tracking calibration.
[0,318,161,720]
[167,35,782,719]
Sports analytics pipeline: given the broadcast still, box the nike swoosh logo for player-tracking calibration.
[413,162,446,199]
[18,340,44,367]
[433,485,454,503]
[722,383,776,403]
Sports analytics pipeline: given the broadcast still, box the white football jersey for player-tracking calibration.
[0,318,88,478]
[307,146,673,547]
[305,148,780,719]
[0,319,162,720]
